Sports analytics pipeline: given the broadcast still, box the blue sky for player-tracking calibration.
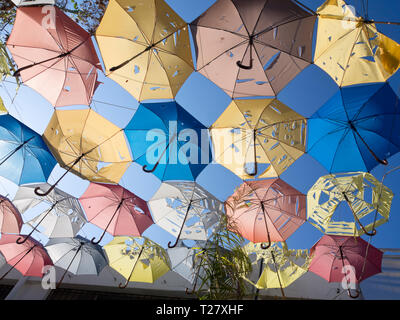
[1,0,400,253]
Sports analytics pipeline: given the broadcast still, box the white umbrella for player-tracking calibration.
[148,181,224,248]
[45,236,108,288]
[11,0,55,6]
[13,183,87,242]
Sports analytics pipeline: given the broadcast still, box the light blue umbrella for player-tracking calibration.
[307,83,400,173]
[125,101,211,181]
[0,114,56,185]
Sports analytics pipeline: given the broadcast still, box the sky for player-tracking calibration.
[1,0,400,257]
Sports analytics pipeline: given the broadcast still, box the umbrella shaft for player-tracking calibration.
[0,245,35,280]
[57,244,82,289]
[0,136,35,166]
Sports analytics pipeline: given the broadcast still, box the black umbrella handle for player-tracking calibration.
[168,200,192,249]
[142,134,176,173]
[119,247,144,289]
[237,36,254,70]
[260,203,272,250]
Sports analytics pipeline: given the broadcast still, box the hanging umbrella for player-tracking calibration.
[34,108,132,197]
[0,114,56,185]
[95,0,193,102]
[244,242,311,298]
[104,236,171,288]
[0,195,23,234]
[307,172,393,237]
[12,183,87,242]
[314,0,400,87]
[190,0,316,98]
[6,6,102,107]
[45,236,108,288]
[210,98,307,179]
[148,181,224,248]
[79,183,153,244]
[225,179,306,249]
[0,234,52,280]
[309,234,383,298]
[125,101,211,181]
[307,82,400,172]
[11,0,55,6]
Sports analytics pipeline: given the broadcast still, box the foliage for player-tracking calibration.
[192,215,253,300]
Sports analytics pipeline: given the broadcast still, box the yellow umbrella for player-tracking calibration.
[104,236,171,287]
[95,0,194,101]
[35,109,132,196]
[244,242,311,298]
[210,99,307,180]
[314,0,400,87]
[307,172,393,237]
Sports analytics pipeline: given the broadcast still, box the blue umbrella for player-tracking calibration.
[0,114,56,185]
[125,101,211,181]
[307,83,400,173]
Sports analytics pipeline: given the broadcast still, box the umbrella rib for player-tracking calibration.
[307,124,349,153]
[354,123,400,150]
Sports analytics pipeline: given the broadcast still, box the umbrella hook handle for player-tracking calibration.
[342,192,377,237]
[260,202,272,250]
[347,288,361,299]
[168,200,192,249]
[244,130,258,176]
[236,36,254,70]
[119,246,144,289]
[35,155,85,197]
[91,199,124,245]
[142,134,176,174]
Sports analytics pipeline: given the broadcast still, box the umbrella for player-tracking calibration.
[11,0,55,6]
[34,108,132,197]
[148,181,224,248]
[12,183,87,242]
[0,195,23,234]
[190,0,316,98]
[308,234,383,298]
[210,98,307,179]
[307,172,393,237]
[225,179,307,249]
[45,236,108,288]
[125,101,211,181]
[7,6,102,107]
[0,234,52,280]
[104,236,171,288]
[244,242,310,298]
[79,183,154,244]
[0,114,56,185]
[167,240,207,292]
[314,0,400,87]
[95,0,193,101]
[307,82,400,172]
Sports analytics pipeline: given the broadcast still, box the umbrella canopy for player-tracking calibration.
[309,235,383,297]
[0,114,56,185]
[95,0,193,101]
[0,234,52,279]
[0,195,23,234]
[307,172,393,237]
[225,179,306,247]
[307,83,400,173]
[167,240,205,286]
[125,101,211,181]
[314,0,400,87]
[7,6,102,107]
[13,183,87,240]
[148,181,224,247]
[210,98,307,179]
[104,236,171,287]
[11,0,55,6]
[37,108,132,196]
[79,183,154,244]
[190,0,316,98]
[45,236,108,287]
[244,242,310,295]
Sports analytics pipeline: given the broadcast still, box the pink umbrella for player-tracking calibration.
[0,234,53,280]
[225,178,306,249]
[79,183,154,244]
[190,0,316,98]
[309,235,383,298]
[6,6,102,107]
[0,195,23,234]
